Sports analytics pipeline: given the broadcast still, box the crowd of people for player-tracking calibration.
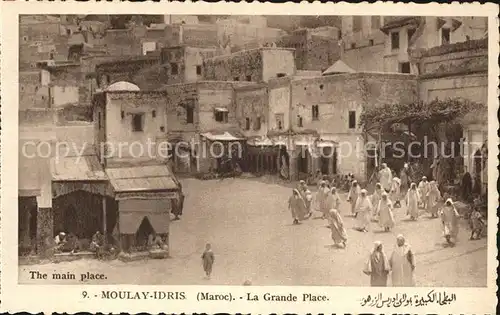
[287,162,486,286]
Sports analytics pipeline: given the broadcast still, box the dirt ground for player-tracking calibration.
[19,178,487,286]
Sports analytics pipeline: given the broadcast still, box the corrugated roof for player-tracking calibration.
[51,154,107,181]
[106,165,178,193]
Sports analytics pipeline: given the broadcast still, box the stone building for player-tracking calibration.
[94,55,161,90]
[275,27,342,71]
[341,16,387,72]
[93,81,168,164]
[234,84,279,173]
[19,15,70,71]
[417,38,488,193]
[160,81,254,174]
[19,60,94,125]
[215,17,286,48]
[18,123,101,254]
[18,81,181,255]
[91,81,180,251]
[266,72,418,180]
[342,16,488,73]
[203,47,296,83]
[159,46,219,85]
[234,26,342,72]
[164,23,220,48]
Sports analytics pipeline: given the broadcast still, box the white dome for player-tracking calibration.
[105,81,140,92]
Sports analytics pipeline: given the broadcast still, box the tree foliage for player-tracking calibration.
[359,97,485,133]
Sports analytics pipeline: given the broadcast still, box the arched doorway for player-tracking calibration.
[136,216,155,251]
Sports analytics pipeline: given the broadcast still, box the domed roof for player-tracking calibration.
[105,81,140,92]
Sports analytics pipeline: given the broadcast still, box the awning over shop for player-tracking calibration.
[118,198,171,234]
[295,140,315,146]
[50,152,110,198]
[119,212,169,234]
[214,107,229,112]
[247,137,274,146]
[106,164,179,200]
[317,141,337,148]
[52,182,113,199]
[201,131,245,141]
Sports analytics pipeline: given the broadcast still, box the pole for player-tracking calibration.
[376,126,382,167]
[102,195,107,243]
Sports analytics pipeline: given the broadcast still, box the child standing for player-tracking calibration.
[201,243,215,279]
[405,183,421,220]
[470,207,485,240]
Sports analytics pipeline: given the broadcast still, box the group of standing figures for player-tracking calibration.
[287,163,486,286]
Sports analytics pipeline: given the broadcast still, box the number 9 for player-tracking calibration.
[82,291,88,298]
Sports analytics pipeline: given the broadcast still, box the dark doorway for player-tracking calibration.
[64,204,78,236]
[298,148,309,174]
[136,216,155,250]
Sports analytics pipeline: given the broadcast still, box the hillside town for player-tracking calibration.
[18,15,489,286]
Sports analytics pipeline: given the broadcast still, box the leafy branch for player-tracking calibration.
[359,97,484,134]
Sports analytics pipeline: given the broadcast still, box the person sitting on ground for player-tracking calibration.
[60,232,80,253]
[90,231,105,258]
[54,232,67,252]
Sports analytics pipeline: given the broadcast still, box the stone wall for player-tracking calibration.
[198,86,239,132]
[19,22,69,70]
[289,73,418,178]
[343,43,385,72]
[268,77,292,132]
[49,65,92,106]
[102,29,142,57]
[164,24,219,48]
[216,19,285,48]
[276,31,309,70]
[104,92,167,160]
[19,71,49,110]
[305,35,341,71]
[275,31,341,71]
[204,49,264,82]
[163,83,200,137]
[261,49,296,81]
[184,47,219,83]
[420,42,487,77]
[419,74,487,104]
[418,41,488,105]
[159,46,218,85]
[235,85,268,138]
[182,24,219,48]
[95,57,160,89]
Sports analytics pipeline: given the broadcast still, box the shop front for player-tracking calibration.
[199,131,246,175]
[50,151,111,252]
[245,137,284,175]
[105,164,180,253]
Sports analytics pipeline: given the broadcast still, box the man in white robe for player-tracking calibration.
[378,163,393,193]
[389,234,415,287]
[354,189,373,232]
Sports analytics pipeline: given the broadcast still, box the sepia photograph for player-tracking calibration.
[12,12,491,289]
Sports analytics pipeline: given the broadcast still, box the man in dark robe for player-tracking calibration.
[363,241,390,287]
[461,166,473,201]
